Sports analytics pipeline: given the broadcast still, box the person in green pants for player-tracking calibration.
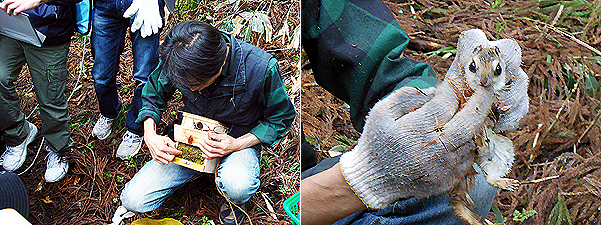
[0,0,80,182]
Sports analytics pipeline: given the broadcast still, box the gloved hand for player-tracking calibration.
[123,0,162,38]
[109,206,135,225]
[338,29,529,210]
[340,80,495,209]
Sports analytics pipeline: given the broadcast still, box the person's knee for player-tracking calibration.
[120,187,150,213]
[217,173,260,204]
[0,73,12,90]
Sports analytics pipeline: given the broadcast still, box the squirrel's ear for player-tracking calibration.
[456,29,489,69]
[473,45,483,54]
[491,39,522,76]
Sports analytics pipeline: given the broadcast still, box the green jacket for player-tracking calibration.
[302,0,439,132]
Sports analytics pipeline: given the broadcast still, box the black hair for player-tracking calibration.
[159,20,228,90]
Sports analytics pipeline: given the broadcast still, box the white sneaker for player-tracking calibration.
[92,114,114,140]
[116,131,143,159]
[44,147,69,182]
[110,206,135,225]
[2,121,37,171]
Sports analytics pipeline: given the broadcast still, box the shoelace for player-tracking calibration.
[45,151,65,168]
[122,132,142,147]
[4,146,24,157]
[98,116,113,127]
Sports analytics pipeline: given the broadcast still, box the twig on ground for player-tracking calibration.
[550,4,563,27]
[261,192,278,221]
[575,108,601,153]
[521,175,560,184]
[545,82,579,136]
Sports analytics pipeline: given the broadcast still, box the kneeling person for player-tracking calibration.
[116,20,296,225]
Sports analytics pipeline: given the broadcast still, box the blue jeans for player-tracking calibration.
[90,0,163,135]
[302,156,497,225]
[120,147,261,213]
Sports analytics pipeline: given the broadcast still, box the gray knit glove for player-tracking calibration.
[340,81,494,209]
[339,29,529,209]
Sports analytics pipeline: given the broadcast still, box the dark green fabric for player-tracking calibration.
[302,0,438,132]
[0,35,72,153]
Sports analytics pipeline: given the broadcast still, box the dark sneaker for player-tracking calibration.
[219,200,246,225]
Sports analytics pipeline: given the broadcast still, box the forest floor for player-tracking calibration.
[302,0,601,224]
[8,0,300,224]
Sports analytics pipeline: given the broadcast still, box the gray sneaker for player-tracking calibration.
[116,131,143,159]
[2,121,37,171]
[44,147,68,182]
[92,114,114,140]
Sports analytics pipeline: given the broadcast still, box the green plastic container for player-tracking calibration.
[283,191,300,225]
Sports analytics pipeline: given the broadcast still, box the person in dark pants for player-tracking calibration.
[90,0,164,159]
[0,0,80,182]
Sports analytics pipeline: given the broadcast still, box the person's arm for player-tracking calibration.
[198,58,296,158]
[249,58,297,145]
[0,0,81,16]
[301,163,367,225]
[137,63,180,165]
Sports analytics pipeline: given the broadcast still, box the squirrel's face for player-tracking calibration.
[465,46,506,93]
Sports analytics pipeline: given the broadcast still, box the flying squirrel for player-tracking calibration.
[450,44,520,225]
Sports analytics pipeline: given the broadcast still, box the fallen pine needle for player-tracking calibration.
[521,175,560,184]
[261,192,278,221]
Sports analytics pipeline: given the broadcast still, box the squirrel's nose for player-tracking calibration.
[480,76,489,86]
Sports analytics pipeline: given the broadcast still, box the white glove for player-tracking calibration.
[123,0,162,38]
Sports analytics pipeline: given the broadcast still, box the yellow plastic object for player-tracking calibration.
[131,218,184,225]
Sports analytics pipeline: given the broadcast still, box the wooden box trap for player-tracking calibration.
[172,112,229,173]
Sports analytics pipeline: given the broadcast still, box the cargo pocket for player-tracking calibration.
[45,64,68,105]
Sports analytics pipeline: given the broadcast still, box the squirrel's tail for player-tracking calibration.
[450,175,485,225]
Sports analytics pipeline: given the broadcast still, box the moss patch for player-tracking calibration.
[177,143,205,165]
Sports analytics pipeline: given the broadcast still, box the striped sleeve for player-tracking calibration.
[136,62,175,125]
[249,58,297,146]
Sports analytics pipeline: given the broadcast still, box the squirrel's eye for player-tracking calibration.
[469,60,476,73]
[494,64,502,77]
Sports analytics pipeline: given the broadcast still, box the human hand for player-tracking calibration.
[144,133,181,165]
[339,81,495,209]
[123,0,162,38]
[198,132,239,159]
[0,0,44,16]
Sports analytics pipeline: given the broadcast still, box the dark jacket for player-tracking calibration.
[138,32,296,146]
[302,0,438,132]
[24,0,81,46]
[179,34,275,138]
